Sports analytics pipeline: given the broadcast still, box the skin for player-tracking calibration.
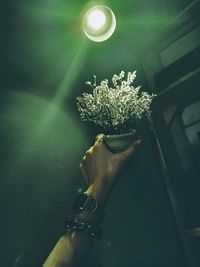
[43,135,141,267]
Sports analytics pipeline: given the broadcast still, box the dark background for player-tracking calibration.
[0,0,199,266]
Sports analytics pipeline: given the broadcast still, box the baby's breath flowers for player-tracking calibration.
[77,71,156,134]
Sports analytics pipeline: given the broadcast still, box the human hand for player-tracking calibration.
[80,135,141,206]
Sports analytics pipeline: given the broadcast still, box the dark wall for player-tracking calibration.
[0,90,90,266]
[0,1,197,266]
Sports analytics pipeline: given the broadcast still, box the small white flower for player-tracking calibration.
[85,81,92,85]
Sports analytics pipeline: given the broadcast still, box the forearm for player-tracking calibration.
[43,229,93,267]
[43,137,139,267]
[43,185,108,267]
[43,135,139,267]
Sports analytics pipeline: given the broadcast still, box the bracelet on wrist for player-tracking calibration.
[72,192,105,224]
[64,218,102,239]
[63,191,106,239]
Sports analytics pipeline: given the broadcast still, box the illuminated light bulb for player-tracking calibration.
[83,6,116,42]
[87,9,106,30]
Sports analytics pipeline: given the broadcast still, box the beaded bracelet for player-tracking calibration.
[64,218,102,239]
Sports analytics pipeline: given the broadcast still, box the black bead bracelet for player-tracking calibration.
[64,218,102,239]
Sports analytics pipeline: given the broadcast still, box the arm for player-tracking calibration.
[43,136,141,267]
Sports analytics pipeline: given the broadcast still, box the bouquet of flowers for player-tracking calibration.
[77,70,155,135]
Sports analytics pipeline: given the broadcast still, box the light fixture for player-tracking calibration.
[83,6,116,42]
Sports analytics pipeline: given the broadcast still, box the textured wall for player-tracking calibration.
[0,0,195,266]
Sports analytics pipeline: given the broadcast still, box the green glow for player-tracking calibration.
[12,0,184,162]
[21,40,89,154]
[12,2,90,165]
[119,15,176,28]
[53,40,89,104]
[7,92,89,174]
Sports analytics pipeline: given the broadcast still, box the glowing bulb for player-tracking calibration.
[87,9,106,30]
[83,6,116,42]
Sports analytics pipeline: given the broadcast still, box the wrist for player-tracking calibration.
[72,188,106,224]
[75,210,99,224]
[85,183,111,207]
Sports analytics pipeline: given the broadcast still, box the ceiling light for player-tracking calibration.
[83,6,116,42]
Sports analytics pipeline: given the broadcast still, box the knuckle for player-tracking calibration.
[86,148,93,155]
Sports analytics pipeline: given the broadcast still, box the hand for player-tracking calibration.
[80,135,141,206]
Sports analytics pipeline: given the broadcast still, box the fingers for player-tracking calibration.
[79,163,88,184]
[95,134,105,145]
[85,147,93,156]
[82,135,105,157]
[95,133,105,141]
[79,136,105,185]
[93,134,109,152]
[120,139,142,159]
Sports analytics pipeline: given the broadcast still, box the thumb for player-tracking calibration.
[120,139,142,159]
